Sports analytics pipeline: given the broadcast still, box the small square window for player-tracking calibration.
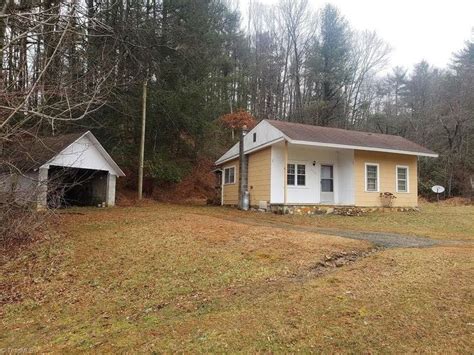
[224,166,235,184]
[287,163,305,186]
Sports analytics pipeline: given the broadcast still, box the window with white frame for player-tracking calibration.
[224,166,235,184]
[321,165,334,192]
[365,164,379,192]
[287,163,306,186]
[396,166,409,192]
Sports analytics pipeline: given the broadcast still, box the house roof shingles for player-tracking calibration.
[266,119,437,156]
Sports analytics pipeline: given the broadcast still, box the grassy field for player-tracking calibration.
[1,203,473,352]
[197,202,474,241]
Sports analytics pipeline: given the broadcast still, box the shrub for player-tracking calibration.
[145,154,192,184]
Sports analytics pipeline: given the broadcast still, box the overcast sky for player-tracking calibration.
[239,0,473,70]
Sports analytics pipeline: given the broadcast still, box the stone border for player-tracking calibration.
[269,204,419,216]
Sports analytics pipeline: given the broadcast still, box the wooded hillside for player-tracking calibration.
[1,0,473,197]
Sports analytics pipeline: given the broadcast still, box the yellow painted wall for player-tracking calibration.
[248,147,271,206]
[222,159,239,205]
[354,150,418,207]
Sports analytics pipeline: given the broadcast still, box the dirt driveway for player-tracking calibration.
[204,214,439,248]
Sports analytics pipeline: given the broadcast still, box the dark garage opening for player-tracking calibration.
[47,166,108,208]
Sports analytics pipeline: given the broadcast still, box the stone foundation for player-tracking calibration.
[269,204,419,216]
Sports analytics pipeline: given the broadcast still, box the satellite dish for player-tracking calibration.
[431,185,445,194]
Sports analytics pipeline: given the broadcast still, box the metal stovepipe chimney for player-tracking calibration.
[239,125,249,210]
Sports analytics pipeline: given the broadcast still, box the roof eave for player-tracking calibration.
[288,139,438,157]
[84,132,126,176]
[215,137,285,166]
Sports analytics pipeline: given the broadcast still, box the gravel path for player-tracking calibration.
[211,215,439,248]
[304,227,439,248]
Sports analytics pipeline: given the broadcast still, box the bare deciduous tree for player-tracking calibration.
[0,0,120,245]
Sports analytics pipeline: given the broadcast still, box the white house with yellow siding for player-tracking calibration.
[215,120,437,209]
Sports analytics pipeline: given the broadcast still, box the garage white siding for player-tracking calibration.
[43,135,117,173]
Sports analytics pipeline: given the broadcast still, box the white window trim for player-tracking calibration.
[287,162,307,188]
[396,165,409,193]
[320,164,334,193]
[287,163,294,187]
[364,162,380,192]
[223,165,236,185]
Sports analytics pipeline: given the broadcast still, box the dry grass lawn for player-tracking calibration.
[1,203,473,352]
[196,202,474,241]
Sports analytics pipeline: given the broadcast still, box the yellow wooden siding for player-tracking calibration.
[354,150,418,207]
[222,159,239,205]
[248,147,271,206]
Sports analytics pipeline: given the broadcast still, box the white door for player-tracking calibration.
[320,165,334,204]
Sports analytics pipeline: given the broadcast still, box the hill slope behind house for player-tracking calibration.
[152,159,217,204]
[116,159,217,205]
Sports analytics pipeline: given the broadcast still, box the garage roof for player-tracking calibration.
[1,131,125,176]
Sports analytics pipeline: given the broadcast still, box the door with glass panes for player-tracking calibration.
[320,165,334,203]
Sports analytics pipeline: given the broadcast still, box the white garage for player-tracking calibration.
[0,131,125,210]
